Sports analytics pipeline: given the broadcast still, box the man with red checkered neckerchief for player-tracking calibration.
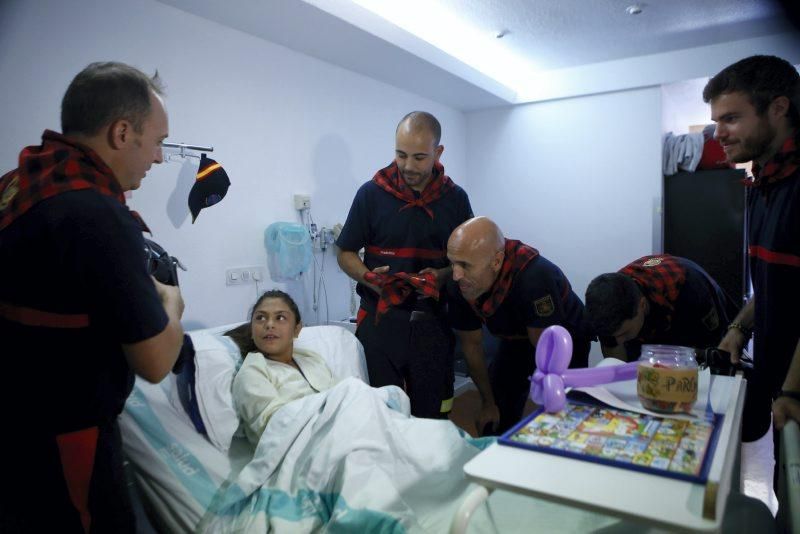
[585,254,736,363]
[447,217,591,435]
[703,56,800,476]
[0,62,184,532]
[336,112,474,420]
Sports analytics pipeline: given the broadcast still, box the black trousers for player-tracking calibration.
[357,307,455,418]
[490,335,591,434]
[0,420,135,533]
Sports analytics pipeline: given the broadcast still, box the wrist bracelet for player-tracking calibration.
[777,390,800,403]
[727,322,752,339]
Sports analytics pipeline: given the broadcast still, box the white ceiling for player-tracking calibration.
[158,0,798,110]
[417,0,790,71]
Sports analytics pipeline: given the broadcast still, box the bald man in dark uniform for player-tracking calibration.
[447,216,591,434]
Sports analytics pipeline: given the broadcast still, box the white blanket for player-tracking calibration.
[197,377,493,533]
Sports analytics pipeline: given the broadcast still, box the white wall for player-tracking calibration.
[661,62,800,137]
[466,86,663,359]
[661,77,713,136]
[514,32,800,104]
[0,0,467,329]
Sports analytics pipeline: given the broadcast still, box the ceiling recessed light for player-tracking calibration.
[626,4,643,15]
[348,0,538,94]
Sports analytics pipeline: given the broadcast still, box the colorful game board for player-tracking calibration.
[499,400,722,483]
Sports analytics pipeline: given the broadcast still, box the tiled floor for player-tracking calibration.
[741,424,779,515]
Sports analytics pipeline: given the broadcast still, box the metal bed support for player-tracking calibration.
[777,420,800,533]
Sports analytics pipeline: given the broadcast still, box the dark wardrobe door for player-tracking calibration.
[664,168,747,306]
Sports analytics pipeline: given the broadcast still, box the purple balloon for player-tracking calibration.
[529,325,638,413]
[535,325,572,374]
[543,373,566,413]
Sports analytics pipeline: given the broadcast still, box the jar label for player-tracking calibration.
[637,364,698,404]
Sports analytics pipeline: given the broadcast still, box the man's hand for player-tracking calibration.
[363,265,389,294]
[419,266,451,290]
[152,277,184,318]
[475,403,500,436]
[718,328,747,365]
[773,395,800,431]
[416,267,438,296]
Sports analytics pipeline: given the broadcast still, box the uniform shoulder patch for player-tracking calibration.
[534,294,555,317]
[702,307,720,331]
[642,257,662,267]
[0,174,19,211]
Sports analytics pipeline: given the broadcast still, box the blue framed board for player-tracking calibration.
[499,398,723,484]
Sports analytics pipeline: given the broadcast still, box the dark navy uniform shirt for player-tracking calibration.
[0,190,167,434]
[747,170,800,393]
[447,254,587,341]
[600,255,736,359]
[336,179,473,313]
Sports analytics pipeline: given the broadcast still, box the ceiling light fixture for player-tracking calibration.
[626,4,643,15]
[348,0,536,95]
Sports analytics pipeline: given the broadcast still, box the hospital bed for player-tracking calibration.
[122,380,249,532]
[120,324,798,533]
[777,420,800,533]
[119,323,612,533]
[120,323,370,532]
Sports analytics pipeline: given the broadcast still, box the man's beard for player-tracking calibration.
[729,120,776,164]
[401,170,430,187]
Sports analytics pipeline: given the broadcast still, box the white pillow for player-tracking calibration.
[169,324,368,452]
[295,325,369,383]
[167,330,242,452]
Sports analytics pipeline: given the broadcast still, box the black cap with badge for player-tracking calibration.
[188,154,230,223]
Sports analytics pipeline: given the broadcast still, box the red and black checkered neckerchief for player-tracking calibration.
[470,239,539,320]
[363,271,439,324]
[372,161,454,219]
[620,255,686,333]
[749,131,799,188]
[0,130,149,233]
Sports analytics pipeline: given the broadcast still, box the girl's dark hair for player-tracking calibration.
[224,290,302,356]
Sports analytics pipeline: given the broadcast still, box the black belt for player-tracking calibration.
[410,310,438,322]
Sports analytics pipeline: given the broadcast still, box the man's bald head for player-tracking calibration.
[447,217,506,300]
[396,111,441,146]
[449,216,505,255]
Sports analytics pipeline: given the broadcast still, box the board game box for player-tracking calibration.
[499,399,723,483]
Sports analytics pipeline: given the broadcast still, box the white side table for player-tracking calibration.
[451,374,745,533]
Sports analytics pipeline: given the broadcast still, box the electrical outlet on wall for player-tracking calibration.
[226,266,265,286]
[293,194,310,211]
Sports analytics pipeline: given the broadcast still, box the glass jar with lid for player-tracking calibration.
[636,344,698,414]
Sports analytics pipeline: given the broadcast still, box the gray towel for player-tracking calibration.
[663,131,704,176]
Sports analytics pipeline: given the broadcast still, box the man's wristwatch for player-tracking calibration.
[727,321,752,339]
[777,390,800,403]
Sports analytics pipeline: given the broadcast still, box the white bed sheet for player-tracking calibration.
[119,321,374,532]
[122,380,639,534]
[120,377,251,533]
[119,325,633,533]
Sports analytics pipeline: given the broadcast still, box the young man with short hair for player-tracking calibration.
[704,54,800,448]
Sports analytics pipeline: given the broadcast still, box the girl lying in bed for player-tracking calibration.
[201,289,494,532]
[228,289,338,444]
